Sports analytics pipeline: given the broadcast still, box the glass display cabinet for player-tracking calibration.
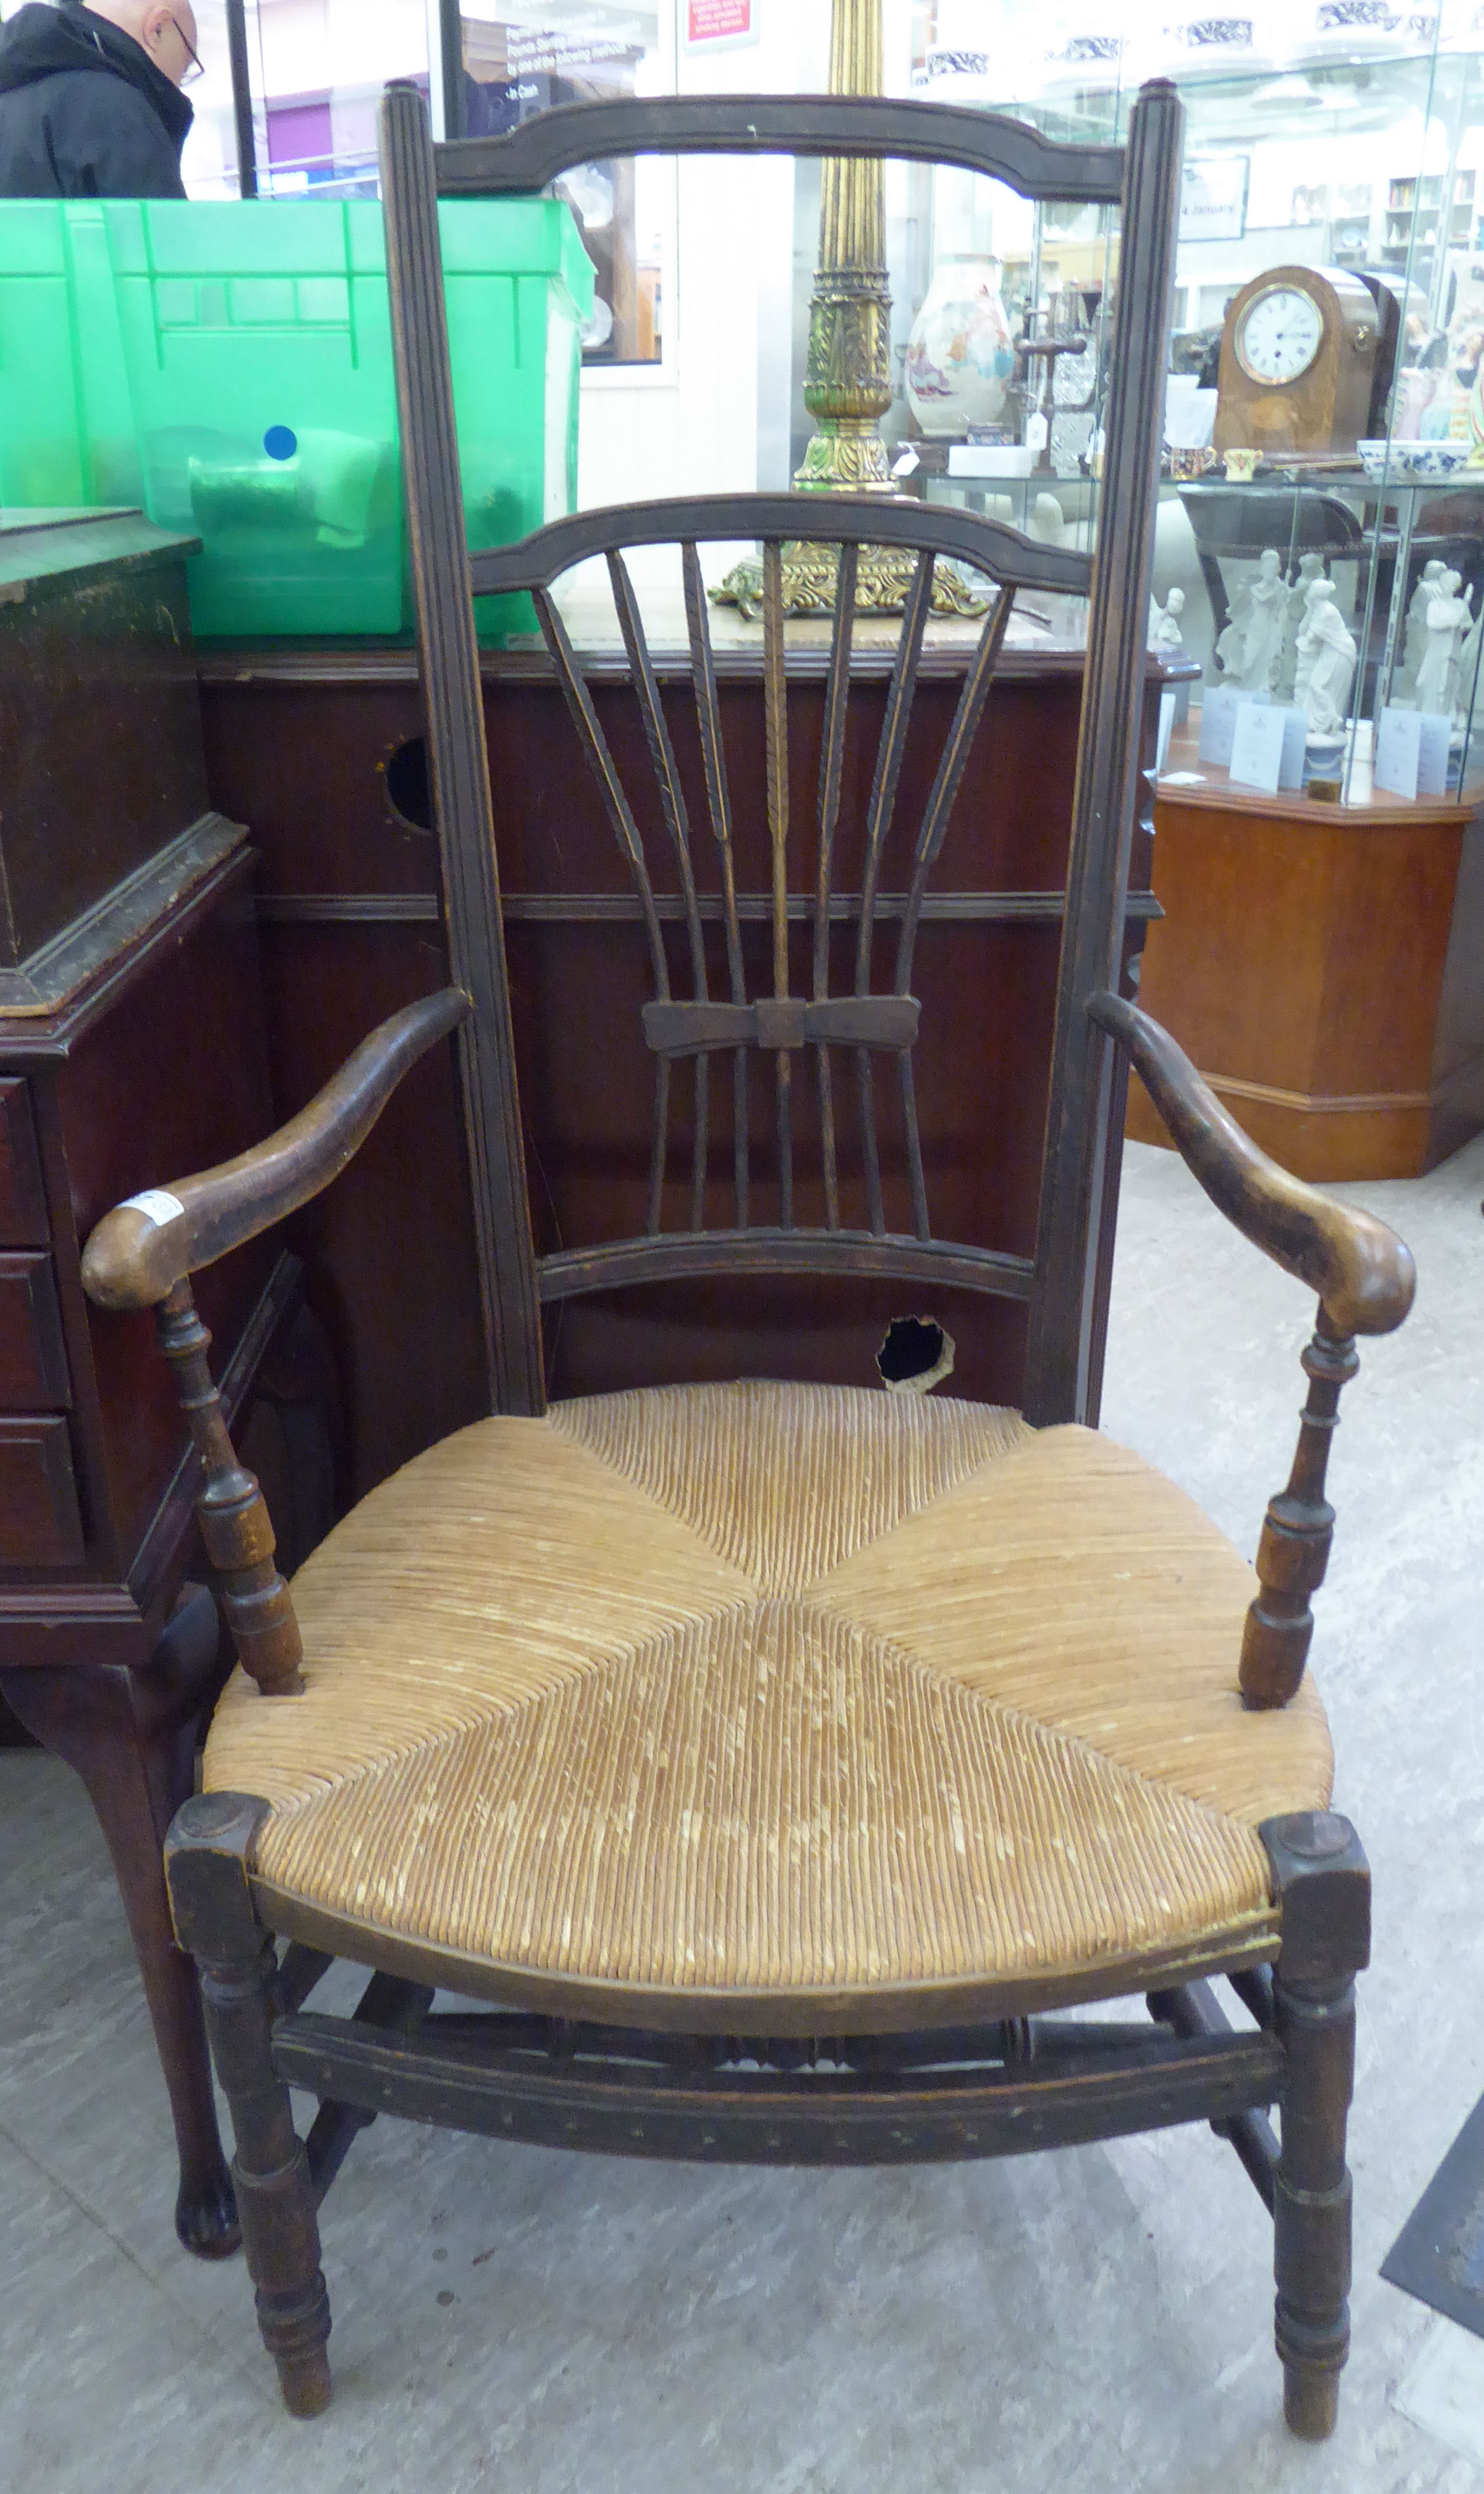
[904,3,1484,810]
[893,4,1484,1178]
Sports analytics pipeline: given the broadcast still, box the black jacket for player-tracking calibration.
[0,3,192,197]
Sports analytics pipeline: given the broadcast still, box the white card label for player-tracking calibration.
[1197,684,1238,765]
[1228,701,1287,795]
[121,1189,185,1228]
[1277,706,1308,791]
[1198,683,1267,767]
[1156,690,1177,774]
[1418,711,1452,798]
[1374,705,1422,799]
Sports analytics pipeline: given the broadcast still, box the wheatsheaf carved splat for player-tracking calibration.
[473,494,1088,1299]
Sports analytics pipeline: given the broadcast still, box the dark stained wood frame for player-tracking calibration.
[434,90,1126,201]
[163,1788,1372,2440]
[74,79,1412,2442]
[376,76,1185,1429]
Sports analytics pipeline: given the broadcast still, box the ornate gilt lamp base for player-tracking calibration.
[794,414,897,494]
[713,540,992,620]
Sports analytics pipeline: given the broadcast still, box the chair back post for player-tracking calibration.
[379,79,546,1418]
[1022,77,1184,1428]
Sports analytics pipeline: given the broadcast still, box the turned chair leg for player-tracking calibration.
[166,1792,333,2418]
[1261,1811,1370,2442]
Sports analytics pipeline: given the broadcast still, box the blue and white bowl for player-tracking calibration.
[1358,438,1474,480]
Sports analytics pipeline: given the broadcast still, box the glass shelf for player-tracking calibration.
[903,10,1484,811]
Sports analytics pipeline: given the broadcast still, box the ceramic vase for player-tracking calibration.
[905,257,1016,440]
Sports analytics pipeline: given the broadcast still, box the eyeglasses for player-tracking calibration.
[170,16,205,84]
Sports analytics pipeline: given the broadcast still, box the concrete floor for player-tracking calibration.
[3,1134,1482,2494]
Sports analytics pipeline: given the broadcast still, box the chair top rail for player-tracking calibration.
[470,492,1094,601]
[433,92,1126,204]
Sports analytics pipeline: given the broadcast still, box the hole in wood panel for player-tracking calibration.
[876,1315,955,1395]
[381,736,433,831]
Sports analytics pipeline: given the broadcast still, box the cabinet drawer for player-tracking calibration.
[0,1253,70,1409]
[0,1417,84,1566]
[0,1080,48,1246]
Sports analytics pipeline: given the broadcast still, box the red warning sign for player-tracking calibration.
[686,0,753,43]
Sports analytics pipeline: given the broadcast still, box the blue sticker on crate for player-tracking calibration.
[263,425,298,461]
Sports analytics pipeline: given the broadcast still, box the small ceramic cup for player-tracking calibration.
[1222,446,1260,483]
[1168,445,1217,480]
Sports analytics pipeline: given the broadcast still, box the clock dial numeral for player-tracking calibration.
[1236,287,1324,386]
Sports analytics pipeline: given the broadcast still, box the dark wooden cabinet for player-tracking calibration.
[0,512,290,2258]
[1,511,211,970]
[1128,770,1484,1179]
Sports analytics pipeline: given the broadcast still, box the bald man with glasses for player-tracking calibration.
[0,0,202,198]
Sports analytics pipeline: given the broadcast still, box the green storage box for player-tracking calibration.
[0,197,592,642]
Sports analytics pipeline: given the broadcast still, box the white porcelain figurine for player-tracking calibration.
[1275,552,1324,702]
[1416,569,1471,719]
[1400,560,1447,701]
[1456,593,1483,727]
[1147,585,1186,654]
[1215,547,1286,693]
[1293,578,1357,738]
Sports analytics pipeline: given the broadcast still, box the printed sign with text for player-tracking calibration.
[686,0,756,45]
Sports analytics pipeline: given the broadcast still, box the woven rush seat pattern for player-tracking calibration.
[204,1382,1333,2017]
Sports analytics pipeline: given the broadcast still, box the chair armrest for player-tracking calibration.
[1087,990,1415,1336]
[1088,987,1415,1709]
[81,989,471,1313]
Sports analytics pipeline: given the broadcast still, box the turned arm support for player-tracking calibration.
[80,990,472,1696]
[1088,991,1415,1710]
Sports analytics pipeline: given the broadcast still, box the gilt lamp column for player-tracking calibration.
[794,0,895,497]
[719,0,987,618]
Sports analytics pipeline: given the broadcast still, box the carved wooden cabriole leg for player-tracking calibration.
[166,1791,333,2417]
[0,1585,239,2259]
[1261,1810,1371,2442]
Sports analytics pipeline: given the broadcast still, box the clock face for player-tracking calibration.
[1235,284,1326,386]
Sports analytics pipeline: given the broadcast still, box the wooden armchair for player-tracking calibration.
[80,79,1413,2440]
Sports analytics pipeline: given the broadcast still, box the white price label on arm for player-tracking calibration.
[121,1190,185,1228]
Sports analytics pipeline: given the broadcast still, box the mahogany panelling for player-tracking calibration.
[200,669,483,1503]
[198,672,432,899]
[1130,785,1476,1180]
[508,918,1061,1256]
[548,1277,1031,1408]
[0,1080,48,1244]
[481,666,1089,903]
[256,922,486,1506]
[0,1417,84,1567]
[0,1252,70,1409]
[1309,825,1462,1101]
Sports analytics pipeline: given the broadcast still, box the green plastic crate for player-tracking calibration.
[0,197,591,642]
[0,201,139,508]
